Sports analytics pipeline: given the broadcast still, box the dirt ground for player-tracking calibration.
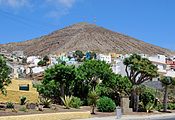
[0,104,173,117]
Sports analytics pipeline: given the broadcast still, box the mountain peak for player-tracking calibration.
[1,23,174,56]
[66,22,98,29]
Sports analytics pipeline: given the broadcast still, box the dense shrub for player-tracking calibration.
[70,97,82,109]
[6,102,14,109]
[20,96,27,105]
[19,106,27,112]
[167,103,175,110]
[38,60,46,66]
[154,103,163,111]
[88,90,99,114]
[140,91,155,107]
[97,96,116,112]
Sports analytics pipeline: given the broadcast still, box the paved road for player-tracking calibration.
[152,117,175,120]
[77,115,175,120]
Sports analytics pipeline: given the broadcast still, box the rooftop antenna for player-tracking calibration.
[83,16,87,22]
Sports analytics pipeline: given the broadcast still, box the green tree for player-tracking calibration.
[98,73,132,105]
[140,86,155,109]
[73,50,84,62]
[160,76,175,112]
[75,60,113,101]
[43,55,50,62]
[0,55,11,95]
[38,60,46,66]
[77,60,112,90]
[102,73,132,96]
[37,80,59,103]
[90,52,97,59]
[38,64,76,103]
[123,54,158,112]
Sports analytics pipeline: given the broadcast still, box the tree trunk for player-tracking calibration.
[91,104,95,114]
[60,83,65,105]
[136,95,139,112]
[61,84,65,97]
[163,85,168,112]
[133,91,139,112]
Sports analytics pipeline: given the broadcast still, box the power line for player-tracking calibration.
[0,9,56,30]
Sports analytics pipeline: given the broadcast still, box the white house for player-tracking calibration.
[96,54,111,64]
[112,58,126,76]
[148,54,167,75]
[27,56,41,66]
[166,70,175,77]
[50,57,58,65]
[111,54,171,81]
[32,67,45,74]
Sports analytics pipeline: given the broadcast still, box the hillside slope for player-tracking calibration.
[0,22,173,56]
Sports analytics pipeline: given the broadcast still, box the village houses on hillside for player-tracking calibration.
[1,49,175,81]
[0,46,175,81]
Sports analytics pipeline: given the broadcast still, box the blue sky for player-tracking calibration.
[0,0,175,50]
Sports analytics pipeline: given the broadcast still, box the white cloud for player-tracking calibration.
[46,0,76,8]
[0,0,79,18]
[46,10,63,18]
[0,0,31,8]
[44,0,77,18]
[58,0,76,8]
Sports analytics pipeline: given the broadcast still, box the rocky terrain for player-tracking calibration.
[0,22,174,56]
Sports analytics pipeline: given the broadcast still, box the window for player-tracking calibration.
[19,84,29,91]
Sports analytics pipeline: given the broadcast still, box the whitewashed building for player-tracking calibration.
[111,54,173,80]
[148,54,167,75]
[27,56,42,66]
[112,58,126,76]
[96,54,111,64]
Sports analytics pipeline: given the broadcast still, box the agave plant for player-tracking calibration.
[60,95,73,109]
[145,102,154,113]
[39,97,52,108]
[88,90,99,114]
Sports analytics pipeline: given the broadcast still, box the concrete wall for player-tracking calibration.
[0,79,39,103]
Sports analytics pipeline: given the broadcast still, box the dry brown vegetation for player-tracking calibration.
[0,22,174,56]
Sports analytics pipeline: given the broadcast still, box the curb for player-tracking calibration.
[121,113,175,119]
[77,113,175,120]
[0,111,91,120]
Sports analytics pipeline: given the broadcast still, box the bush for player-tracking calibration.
[20,96,27,105]
[88,90,99,114]
[6,102,14,109]
[145,102,154,112]
[70,97,82,109]
[19,106,27,112]
[97,96,116,112]
[88,91,99,106]
[38,60,46,66]
[140,90,155,108]
[154,103,163,111]
[167,103,175,110]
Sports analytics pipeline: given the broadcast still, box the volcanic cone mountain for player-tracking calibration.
[0,22,173,56]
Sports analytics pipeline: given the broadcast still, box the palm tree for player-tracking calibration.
[160,76,175,112]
